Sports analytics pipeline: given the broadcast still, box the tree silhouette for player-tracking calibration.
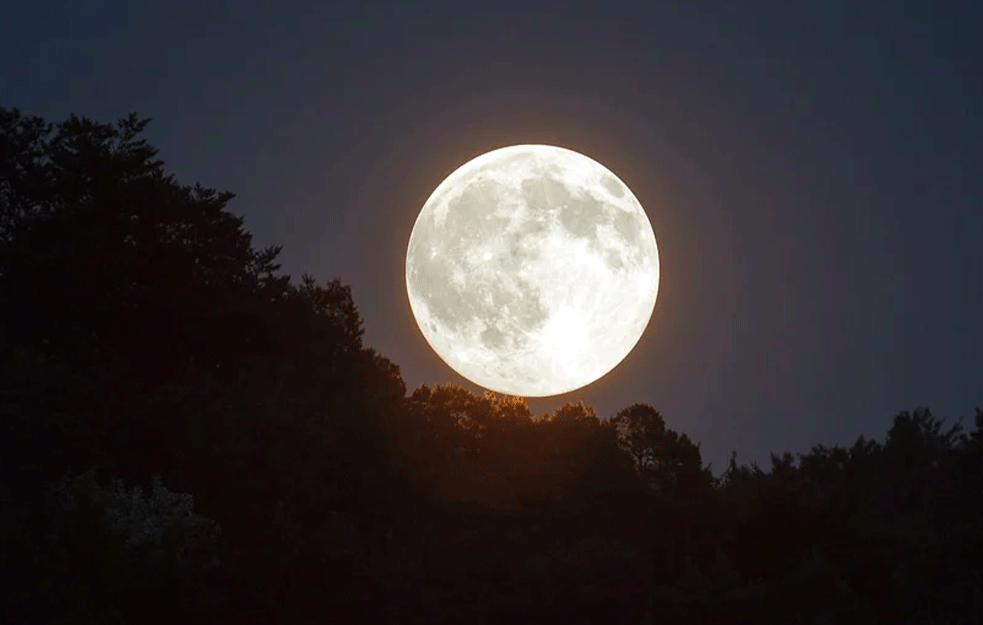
[0,108,287,384]
[611,403,712,497]
[2,106,982,624]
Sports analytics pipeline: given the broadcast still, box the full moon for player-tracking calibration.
[406,144,660,397]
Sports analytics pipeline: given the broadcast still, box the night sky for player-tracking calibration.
[3,0,981,472]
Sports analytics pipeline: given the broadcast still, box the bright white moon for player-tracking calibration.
[406,144,660,397]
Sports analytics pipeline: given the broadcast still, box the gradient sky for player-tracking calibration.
[3,0,981,471]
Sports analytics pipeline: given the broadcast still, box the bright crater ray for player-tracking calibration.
[406,144,660,397]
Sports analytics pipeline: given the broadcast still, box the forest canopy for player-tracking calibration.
[1,107,981,624]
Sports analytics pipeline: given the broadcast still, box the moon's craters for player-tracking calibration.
[408,202,550,357]
[406,144,659,397]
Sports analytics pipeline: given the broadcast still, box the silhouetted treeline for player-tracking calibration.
[1,107,981,624]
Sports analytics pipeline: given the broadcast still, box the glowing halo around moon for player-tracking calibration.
[405,144,660,397]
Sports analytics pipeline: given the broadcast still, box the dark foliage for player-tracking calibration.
[1,107,981,624]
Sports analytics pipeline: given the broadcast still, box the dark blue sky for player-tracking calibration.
[3,0,981,471]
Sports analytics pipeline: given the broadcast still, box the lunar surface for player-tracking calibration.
[405,144,660,397]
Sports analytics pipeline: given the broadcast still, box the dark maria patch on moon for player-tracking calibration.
[409,175,551,345]
[601,175,625,198]
[521,175,600,241]
[606,209,646,269]
[409,255,473,330]
[500,279,549,328]
[442,179,511,251]
[480,325,506,349]
[472,276,550,353]
[521,175,569,213]
[603,249,625,270]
